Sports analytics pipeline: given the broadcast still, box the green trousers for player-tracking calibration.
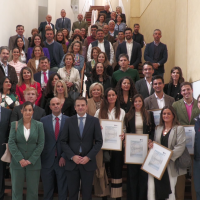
[10,167,40,200]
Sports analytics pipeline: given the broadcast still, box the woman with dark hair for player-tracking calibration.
[55,31,67,53]
[16,67,42,106]
[60,41,85,76]
[11,37,26,63]
[8,101,44,200]
[95,13,107,29]
[27,46,44,74]
[27,34,50,63]
[9,47,27,80]
[62,28,70,48]
[148,106,186,200]
[85,46,101,78]
[164,66,184,101]
[0,76,20,109]
[97,52,113,76]
[115,76,138,113]
[86,62,111,98]
[81,28,87,40]
[40,73,61,109]
[114,15,126,32]
[116,6,126,23]
[28,28,39,47]
[125,94,155,200]
[94,88,125,200]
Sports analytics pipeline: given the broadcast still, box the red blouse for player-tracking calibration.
[16,82,42,106]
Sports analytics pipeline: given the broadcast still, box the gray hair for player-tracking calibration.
[108,20,115,25]
[0,46,10,54]
[61,9,66,12]
[153,29,162,34]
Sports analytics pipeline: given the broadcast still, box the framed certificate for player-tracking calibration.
[100,119,123,151]
[183,125,195,155]
[149,109,162,126]
[125,134,149,164]
[141,141,173,180]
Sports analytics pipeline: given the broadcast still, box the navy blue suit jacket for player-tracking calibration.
[144,42,168,74]
[55,17,71,32]
[38,21,55,41]
[116,41,141,69]
[40,114,69,168]
[60,114,103,171]
[34,71,54,85]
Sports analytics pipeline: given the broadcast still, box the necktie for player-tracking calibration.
[48,22,50,25]
[62,18,65,28]
[55,117,59,140]
[79,117,84,153]
[43,71,48,84]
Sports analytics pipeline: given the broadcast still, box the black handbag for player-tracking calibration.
[68,85,80,100]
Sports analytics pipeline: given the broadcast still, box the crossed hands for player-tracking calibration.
[72,156,90,165]
[19,159,31,168]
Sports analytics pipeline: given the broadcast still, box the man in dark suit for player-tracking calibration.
[8,25,29,52]
[34,56,54,89]
[108,20,118,39]
[11,87,46,122]
[38,15,55,41]
[144,29,168,77]
[40,97,68,200]
[100,5,111,19]
[135,61,154,99]
[0,93,11,200]
[72,14,88,32]
[144,75,175,110]
[55,9,71,32]
[61,97,103,200]
[44,29,64,72]
[132,23,144,48]
[116,27,141,70]
[0,47,18,92]
[103,24,115,44]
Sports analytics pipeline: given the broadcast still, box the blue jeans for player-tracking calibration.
[194,159,200,200]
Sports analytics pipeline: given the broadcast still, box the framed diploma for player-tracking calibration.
[100,119,123,151]
[125,134,149,164]
[149,109,162,126]
[183,125,195,155]
[141,141,173,180]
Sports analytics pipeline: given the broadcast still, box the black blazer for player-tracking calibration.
[40,114,68,168]
[85,61,93,78]
[126,111,155,140]
[38,21,55,41]
[45,97,76,116]
[164,83,183,101]
[11,104,46,122]
[135,78,154,99]
[116,41,141,69]
[60,114,103,171]
[132,33,144,48]
[34,71,54,85]
[144,42,168,74]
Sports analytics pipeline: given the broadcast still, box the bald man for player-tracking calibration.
[100,5,111,18]
[40,97,68,200]
[38,14,55,41]
[72,13,88,32]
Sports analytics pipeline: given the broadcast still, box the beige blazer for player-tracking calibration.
[57,67,81,92]
[144,93,175,110]
[27,58,40,74]
[154,125,187,177]
[87,98,103,117]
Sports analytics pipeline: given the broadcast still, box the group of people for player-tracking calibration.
[0,4,199,200]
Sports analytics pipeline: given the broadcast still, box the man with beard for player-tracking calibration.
[116,27,141,70]
[144,29,168,77]
[132,24,144,48]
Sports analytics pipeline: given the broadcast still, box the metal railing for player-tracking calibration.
[81,0,91,19]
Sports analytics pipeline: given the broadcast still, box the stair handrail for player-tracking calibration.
[81,0,90,19]
[107,0,113,12]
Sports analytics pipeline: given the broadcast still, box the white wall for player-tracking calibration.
[0,0,38,46]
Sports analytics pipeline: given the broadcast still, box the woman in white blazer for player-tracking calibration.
[148,105,186,200]
[57,53,81,92]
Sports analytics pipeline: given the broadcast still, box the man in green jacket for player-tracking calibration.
[172,82,200,200]
[72,14,88,33]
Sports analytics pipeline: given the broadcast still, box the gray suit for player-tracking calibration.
[135,78,154,99]
[154,125,186,176]
[144,93,175,110]
[55,17,71,32]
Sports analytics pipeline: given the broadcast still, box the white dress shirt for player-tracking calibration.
[41,70,49,85]
[20,50,26,63]
[46,21,52,29]
[0,61,8,76]
[24,126,30,141]
[155,93,165,109]
[126,40,133,62]
[52,113,62,132]
[87,40,114,64]
[145,77,152,95]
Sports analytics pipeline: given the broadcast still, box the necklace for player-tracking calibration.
[163,128,171,136]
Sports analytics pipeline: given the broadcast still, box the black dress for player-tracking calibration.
[164,83,183,101]
[120,97,132,113]
[154,130,172,200]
